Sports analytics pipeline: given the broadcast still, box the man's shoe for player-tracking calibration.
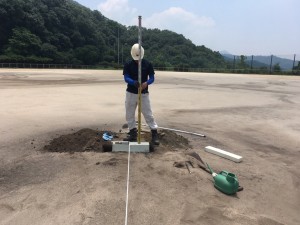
[123,128,137,142]
[151,129,160,145]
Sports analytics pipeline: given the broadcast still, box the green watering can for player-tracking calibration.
[206,163,239,195]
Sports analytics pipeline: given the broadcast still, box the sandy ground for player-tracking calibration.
[0,69,299,225]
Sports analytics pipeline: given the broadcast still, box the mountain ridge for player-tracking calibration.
[221,53,297,71]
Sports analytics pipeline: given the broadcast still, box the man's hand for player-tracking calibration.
[141,82,148,90]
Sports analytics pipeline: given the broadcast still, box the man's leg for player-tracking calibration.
[125,92,138,129]
[124,92,138,141]
[141,94,159,145]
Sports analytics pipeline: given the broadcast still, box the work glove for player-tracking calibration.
[134,81,140,88]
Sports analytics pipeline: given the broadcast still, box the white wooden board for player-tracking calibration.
[205,146,243,162]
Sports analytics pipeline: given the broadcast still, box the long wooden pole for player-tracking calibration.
[137,16,142,144]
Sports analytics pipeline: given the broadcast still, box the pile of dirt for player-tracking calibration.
[43,128,191,153]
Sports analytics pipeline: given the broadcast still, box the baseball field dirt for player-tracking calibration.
[0,69,299,225]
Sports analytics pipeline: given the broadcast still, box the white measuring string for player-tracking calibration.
[124,144,131,225]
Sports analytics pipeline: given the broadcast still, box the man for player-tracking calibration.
[123,43,159,145]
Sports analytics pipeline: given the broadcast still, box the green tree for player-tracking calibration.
[238,55,248,68]
[273,63,281,72]
[40,43,58,59]
[75,45,100,65]
[5,27,41,56]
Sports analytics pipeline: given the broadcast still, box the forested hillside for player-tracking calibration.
[0,0,226,69]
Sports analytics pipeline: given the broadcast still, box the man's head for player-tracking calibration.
[131,43,144,61]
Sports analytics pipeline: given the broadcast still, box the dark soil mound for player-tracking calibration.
[43,128,113,153]
[43,128,190,153]
[159,130,190,149]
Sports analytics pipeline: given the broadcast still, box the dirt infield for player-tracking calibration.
[0,69,299,225]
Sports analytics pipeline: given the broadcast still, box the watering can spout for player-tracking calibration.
[206,163,213,174]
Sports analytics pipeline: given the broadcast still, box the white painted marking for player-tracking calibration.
[124,140,131,225]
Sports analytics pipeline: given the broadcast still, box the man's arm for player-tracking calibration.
[141,73,155,90]
[124,74,135,85]
[147,73,155,85]
[146,61,155,86]
[124,74,139,87]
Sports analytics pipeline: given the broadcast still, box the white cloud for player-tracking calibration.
[143,7,215,32]
[98,0,137,25]
[143,7,216,46]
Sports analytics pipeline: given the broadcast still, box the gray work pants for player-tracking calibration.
[125,91,158,130]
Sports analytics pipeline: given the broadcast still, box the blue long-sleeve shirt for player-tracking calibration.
[123,59,155,94]
[124,73,154,86]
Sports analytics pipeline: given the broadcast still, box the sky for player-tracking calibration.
[75,0,300,57]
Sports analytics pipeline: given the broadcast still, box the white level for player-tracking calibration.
[204,146,243,163]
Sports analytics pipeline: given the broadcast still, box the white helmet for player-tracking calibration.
[131,43,144,60]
